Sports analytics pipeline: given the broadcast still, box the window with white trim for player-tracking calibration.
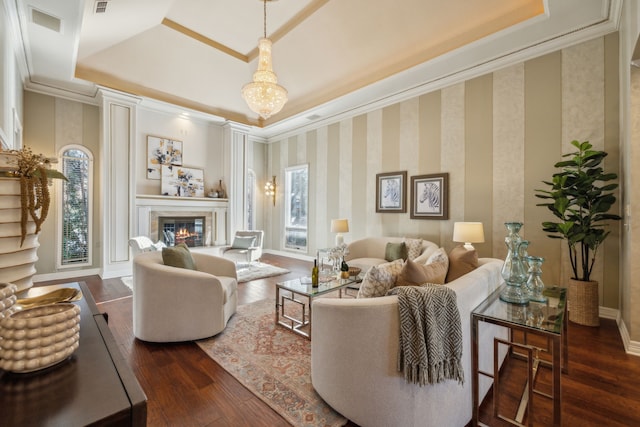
[284,164,308,252]
[58,146,93,267]
[246,169,256,230]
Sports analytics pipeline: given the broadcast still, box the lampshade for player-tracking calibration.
[453,222,485,250]
[331,219,349,233]
[241,0,288,120]
[331,219,349,247]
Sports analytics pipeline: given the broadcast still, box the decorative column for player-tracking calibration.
[98,88,140,279]
[223,122,250,237]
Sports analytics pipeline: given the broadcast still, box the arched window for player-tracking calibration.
[57,145,93,268]
[246,169,256,230]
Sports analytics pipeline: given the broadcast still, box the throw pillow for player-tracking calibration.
[403,238,423,261]
[231,235,256,249]
[357,259,404,298]
[396,259,447,286]
[426,247,449,269]
[445,245,479,282]
[385,242,407,262]
[162,243,196,270]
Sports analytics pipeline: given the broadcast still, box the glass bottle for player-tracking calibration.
[311,259,319,288]
[525,256,548,303]
[499,222,529,305]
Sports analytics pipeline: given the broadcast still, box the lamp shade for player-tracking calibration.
[453,222,485,244]
[330,219,349,233]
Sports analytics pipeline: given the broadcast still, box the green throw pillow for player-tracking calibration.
[385,242,407,262]
[162,243,196,270]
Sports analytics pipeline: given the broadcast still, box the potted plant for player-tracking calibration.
[535,140,621,326]
[0,146,67,291]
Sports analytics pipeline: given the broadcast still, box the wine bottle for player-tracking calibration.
[340,258,349,279]
[311,259,319,287]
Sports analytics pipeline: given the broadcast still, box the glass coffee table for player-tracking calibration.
[275,275,359,339]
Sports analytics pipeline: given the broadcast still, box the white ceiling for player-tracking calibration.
[10,0,620,137]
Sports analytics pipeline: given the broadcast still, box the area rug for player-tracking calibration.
[121,276,133,290]
[197,299,347,427]
[236,262,290,283]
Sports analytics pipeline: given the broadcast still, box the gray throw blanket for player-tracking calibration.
[387,284,464,386]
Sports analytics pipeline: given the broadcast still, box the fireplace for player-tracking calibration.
[158,216,205,247]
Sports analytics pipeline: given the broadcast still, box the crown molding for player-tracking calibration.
[256,0,622,141]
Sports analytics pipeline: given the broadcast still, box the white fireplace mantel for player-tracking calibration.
[135,195,228,246]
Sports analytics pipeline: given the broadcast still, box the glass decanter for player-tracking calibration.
[499,222,529,304]
[525,255,548,303]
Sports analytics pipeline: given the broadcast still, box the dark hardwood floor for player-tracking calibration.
[35,253,640,427]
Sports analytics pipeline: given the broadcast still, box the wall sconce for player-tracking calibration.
[265,175,276,206]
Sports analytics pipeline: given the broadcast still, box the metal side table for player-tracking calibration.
[472,286,567,427]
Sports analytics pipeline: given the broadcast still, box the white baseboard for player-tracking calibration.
[33,268,101,283]
[263,249,314,262]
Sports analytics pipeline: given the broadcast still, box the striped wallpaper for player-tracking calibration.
[262,34,621,309]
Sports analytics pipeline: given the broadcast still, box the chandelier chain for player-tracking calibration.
[263,0,267,38]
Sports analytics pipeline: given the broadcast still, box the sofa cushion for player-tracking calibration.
[396,259,448,286]
[385,242,407,262]
[403,238,423,261]
[231,235,256,249]
[162,243,196,270]
[445,245,479,282]
[357,259,404,298]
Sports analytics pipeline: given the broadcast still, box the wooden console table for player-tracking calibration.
[0,282,147,426]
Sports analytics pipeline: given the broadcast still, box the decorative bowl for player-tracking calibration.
[348,267,361,277]
[0,303,80,373]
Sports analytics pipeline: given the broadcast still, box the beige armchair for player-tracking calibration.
[220,230,264,264]
[132,251,237,342]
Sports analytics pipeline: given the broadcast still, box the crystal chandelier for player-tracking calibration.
[241,0,288,120]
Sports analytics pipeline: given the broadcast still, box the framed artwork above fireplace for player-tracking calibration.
[147,135,183,180]
[161,165,205,198]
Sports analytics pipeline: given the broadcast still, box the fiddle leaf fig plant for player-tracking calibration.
[535,140,621,282]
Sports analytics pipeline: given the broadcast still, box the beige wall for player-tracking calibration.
[23,92,101,274]
[265,35,622,309]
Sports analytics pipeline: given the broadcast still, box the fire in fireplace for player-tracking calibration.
[158,216,205,247]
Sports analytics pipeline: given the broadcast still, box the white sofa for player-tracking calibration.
[132,251,238,342]
[311,258,507,427]
[343,236,439,271]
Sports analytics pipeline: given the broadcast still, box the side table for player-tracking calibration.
[1,282,147,426]
[471,285,567,427]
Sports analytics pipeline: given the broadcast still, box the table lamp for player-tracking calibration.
[453,222,485,250]
[331,219,349,247]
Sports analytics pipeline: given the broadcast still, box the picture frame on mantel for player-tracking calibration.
[147,135,183,180]
[410,173,449,220]
[376,171,407,213]
[161,165,205,198]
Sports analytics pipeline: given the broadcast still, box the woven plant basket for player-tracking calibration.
[568,278,599,326]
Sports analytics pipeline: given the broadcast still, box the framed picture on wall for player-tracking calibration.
[147,135,183,180]
[376,171,407,213]
[410,173,449,220]
[161,165,204,197]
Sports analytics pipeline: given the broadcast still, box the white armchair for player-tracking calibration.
[128,236,166,256]
[132,251,238,342]
[220,230,264,264]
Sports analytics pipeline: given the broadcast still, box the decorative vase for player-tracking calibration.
[568,278,599,326]
[525,256,547,303]
[499,222,529,305]
[0,178,39,292]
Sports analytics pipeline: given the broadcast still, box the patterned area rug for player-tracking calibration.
[236,262,290,283]
[197,299,347,427]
